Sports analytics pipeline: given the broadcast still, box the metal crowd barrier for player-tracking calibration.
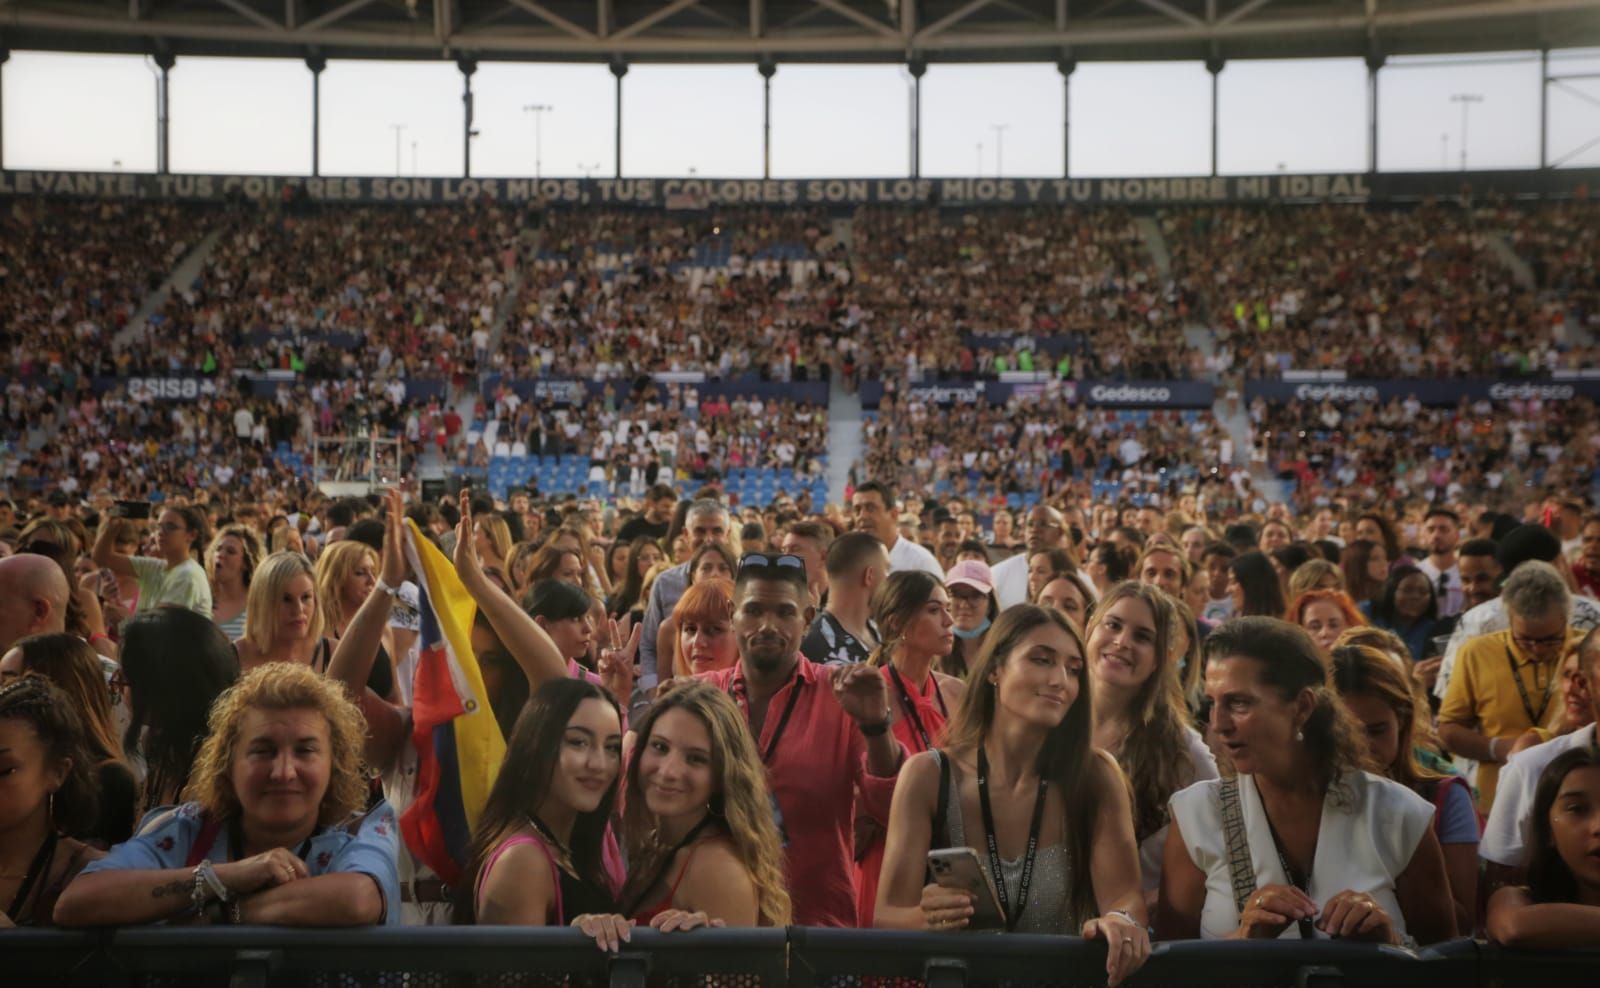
[6,927,1598,988]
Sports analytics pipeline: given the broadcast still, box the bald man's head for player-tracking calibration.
[0,553,71,651]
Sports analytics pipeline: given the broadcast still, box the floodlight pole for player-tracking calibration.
[307,56,326,177]
[523,103,553,181]
[1058,59,1076,179]
[759,58,776,179]
[611,59,628,179]
[1206,57,1224,178]
[1450,93,1483,170]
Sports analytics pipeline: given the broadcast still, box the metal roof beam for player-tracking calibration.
[299,0,381,33]
[8,0,1600,56]
[810,0,901,39]
[611,0,703,41]
[1219,0,1274,26]
[916,0,994,41]
[503,0,598,40]
[1135,0,1205,29]
[216,0,285,32]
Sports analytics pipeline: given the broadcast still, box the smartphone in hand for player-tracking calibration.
[927,847,1007,931]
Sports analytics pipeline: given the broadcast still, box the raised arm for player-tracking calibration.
[323,487,411,769]
[454,490,567,691]
[92,515,137,577]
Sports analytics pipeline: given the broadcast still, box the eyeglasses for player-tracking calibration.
[737,553,806,576]
[1513,633,1568,650]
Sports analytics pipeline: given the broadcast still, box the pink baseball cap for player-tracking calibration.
[945,559,995,596]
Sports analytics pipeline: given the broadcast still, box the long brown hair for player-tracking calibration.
[10,632,125,768]
[1087,582,1194,842]
[454,678,622,924]
[940,604,1100,924]
[867,570,944,668]
[619,682,791,926]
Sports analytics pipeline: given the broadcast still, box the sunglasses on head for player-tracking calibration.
[737,553,806,576]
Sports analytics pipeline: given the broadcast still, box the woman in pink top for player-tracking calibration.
[571,682,790,952]
[455,678,626,927]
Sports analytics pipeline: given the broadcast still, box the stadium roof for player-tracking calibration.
[1,0,1598,64]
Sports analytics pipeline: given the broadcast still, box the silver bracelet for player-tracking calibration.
[197,859,232,903]
[375,579,402,599]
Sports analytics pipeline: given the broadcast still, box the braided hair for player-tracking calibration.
[0,676,99,836]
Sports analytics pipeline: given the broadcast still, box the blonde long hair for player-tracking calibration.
[184,662,368,826]
[620,682,791,926]
[314,540,378,633]
[243,551,323,653]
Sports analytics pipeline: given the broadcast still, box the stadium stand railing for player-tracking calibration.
[9,927,1599,988]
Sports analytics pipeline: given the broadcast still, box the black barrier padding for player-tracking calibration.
[7,928,1600,988]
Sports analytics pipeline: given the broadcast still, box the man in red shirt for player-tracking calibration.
[698,552,904,927]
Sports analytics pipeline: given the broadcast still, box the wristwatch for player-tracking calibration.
[375,578,402,599]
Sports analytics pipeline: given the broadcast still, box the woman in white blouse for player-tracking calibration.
[1157,617,1456,945]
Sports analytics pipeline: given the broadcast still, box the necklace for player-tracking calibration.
[526,815,574,866]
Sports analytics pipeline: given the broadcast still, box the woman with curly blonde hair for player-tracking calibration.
[570,681,788,946]
[54,662,401,927]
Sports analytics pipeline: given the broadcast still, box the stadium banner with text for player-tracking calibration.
[4,168,1597,206]
[85,374,450,401]
[482,375,828,407]
[1244,379,1600,405]
[859,379,1213,409]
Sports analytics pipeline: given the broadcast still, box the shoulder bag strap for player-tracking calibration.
[931,748,951,851]
[1218,776,1256,917]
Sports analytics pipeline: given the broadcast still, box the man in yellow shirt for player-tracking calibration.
[1440,560,1577,812]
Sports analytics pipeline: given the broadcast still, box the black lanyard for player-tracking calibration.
[1255,787,1315,940]
[735,670,803,765]
[1505,644,1558,728]
[975,746,1047,933]
[888,665,946,753]
[620,815,715,917]
[5,831,58,925]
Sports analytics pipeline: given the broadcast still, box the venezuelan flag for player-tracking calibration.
[400,519,506,886]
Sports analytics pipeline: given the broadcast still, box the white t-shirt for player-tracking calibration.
[991,553,1030,609]
[887,535,946,580]
[1169,771,1433,940]
[1479,723,1598,867]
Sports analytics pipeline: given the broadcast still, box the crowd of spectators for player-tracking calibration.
[1251,394,1600,512]
[475,381,828,488]
[1164,201,1597,379]
[133,201,520,383]
[496,208,854,383]
[846,205,1198,382]
[860,384,1233,509]
[0,198,209,381]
